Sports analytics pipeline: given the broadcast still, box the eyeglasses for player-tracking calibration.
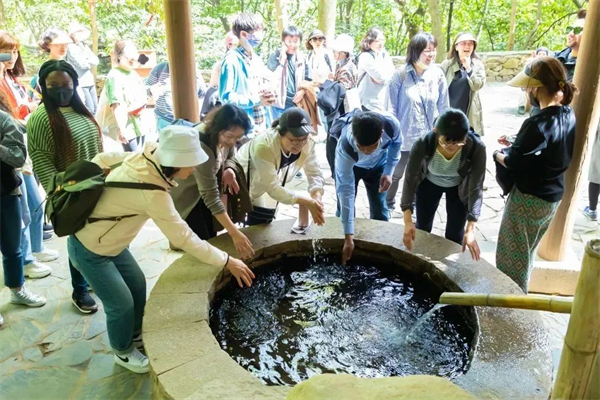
[565,26,583,35]
[312,37,326,42]
[286,136,309,146]
[439,137,467,147]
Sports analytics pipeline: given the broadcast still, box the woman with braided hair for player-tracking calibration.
[27,59,102,313]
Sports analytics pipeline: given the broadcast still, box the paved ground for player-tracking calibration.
[0,82,596,399]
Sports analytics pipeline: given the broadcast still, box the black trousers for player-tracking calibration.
[326,135,337,180]
[415,178,467,245]
[122,136,145,152]
[185,199,216,241]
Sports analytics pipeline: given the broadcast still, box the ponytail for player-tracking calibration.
[560,81,577,105]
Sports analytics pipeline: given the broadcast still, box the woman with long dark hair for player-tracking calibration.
[170,104,255,258]
[440,32,486,135]
[27,59,102,313]
[494,57,577,292]
[356,27,395,112]
[386,32,449,212]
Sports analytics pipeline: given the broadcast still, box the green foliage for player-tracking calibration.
[2,0,588,76]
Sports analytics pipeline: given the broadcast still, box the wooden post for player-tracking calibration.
[538,0,600,261]
[552,240,600,400]
[162,0,199,123]
[439,292,573,314]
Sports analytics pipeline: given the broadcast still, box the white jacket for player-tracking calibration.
[75,142,228,267]
[235,129,324,206]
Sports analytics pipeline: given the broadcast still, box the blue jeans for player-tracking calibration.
[67,236,145,355]
[270,106,286,124]
[18,174,36,265]
[19,174,43,266]
[81,86,98,116]
[1,195,25,288]
[336,162,390,222]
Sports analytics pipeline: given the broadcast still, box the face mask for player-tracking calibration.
[415,60,430,71]
[528,90,540,108]
[247,34,262,48]
[46,87,74,106]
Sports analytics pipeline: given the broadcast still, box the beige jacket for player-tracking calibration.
[235,128,324,206]
[440,58,486,135]
[75,142,228,267]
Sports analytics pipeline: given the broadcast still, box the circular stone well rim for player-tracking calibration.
[144,218,552,400]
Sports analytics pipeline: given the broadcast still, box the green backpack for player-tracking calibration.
[45,160,165,237]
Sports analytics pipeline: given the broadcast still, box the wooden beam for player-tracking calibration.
[163,0,199,123]
[538,0,600,260]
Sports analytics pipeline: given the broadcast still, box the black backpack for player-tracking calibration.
[45,160,165,237]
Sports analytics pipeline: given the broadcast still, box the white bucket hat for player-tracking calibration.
[155,125,208,168]
[331,34,355,55]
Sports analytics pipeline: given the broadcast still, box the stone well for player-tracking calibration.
[143,218,552,400]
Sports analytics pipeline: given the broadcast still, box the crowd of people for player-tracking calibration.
[1,7,597,375]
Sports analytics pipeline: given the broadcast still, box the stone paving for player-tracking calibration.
[0,82,597,399]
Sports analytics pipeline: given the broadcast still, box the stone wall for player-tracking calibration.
[391,50,533,82]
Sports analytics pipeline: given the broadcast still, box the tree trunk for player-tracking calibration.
[446,0,455,51]
[318,0,337,42]
[524,0,542,49]
[88,0,99,80]
[476,0,490,39]
[508,0,517,50]
[537,0,600,261]
[427,0,445,62]
[274,0,288,36]
[0,0,5,28]
[219,16,230,32]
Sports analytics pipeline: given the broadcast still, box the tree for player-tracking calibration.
[274,0,288,35]
[475,0,490,39]
[508,0,517,50]
[318,0,337,41]
[427,0,445,62]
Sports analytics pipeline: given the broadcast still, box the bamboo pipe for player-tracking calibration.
[552,240,600,400]
[439,292,573,314]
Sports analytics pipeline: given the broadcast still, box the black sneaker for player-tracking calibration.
[72,292,98,314]
[43,231,53,241]
[43,222,54,232]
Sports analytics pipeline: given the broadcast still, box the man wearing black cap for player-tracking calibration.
[335,110,402,264]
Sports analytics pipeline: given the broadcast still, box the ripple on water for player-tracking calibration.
[210,256,475,386]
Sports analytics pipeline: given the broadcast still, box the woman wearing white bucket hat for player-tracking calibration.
[330,34,358,90]
[68,125,255,374]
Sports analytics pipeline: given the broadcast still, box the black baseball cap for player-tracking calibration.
[0,53,11,62]
[279,107,315,137]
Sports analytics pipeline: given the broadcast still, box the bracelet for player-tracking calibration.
[223,254,230,270]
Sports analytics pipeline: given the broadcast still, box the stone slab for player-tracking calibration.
[144,293,209,333]
[145,321,219,376]
[530,247,581,296]
[150,255,223,296]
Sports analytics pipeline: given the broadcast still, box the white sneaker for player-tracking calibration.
[32,248,59,262]
[0,312,4,327]
[24,260,52,279]
[114,348,149,374]
[10,286,46,307]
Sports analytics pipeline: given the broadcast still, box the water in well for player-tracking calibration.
[210,255,475,386]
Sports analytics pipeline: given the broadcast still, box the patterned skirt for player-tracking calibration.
[496,188,560,292]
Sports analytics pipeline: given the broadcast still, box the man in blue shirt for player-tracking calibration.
[336,111,402,264]
[219,12,274,135]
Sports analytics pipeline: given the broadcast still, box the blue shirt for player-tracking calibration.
[335,111,402,235]
[219,48,260,132]
[388,64,449,151]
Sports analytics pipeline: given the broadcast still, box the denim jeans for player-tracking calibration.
[415,178,468,245]
[81,86,98,116]
[336,162,389,222]
[18,174,35,265]
[67,236,145,355]
[24,173,44,253]
[1,195,25,288]
[386,151,411,210]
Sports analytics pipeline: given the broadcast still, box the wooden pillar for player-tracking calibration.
[538,0,600,261]
[551,240,600,399]
[163,0,199,123]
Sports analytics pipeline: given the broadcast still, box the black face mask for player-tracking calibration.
[46,87,74,106]
[528,90,540,108]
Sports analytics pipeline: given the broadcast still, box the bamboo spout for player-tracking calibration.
[439,292,573,314]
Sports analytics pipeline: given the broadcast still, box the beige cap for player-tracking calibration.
[507,64,544,88]
[51,31,73,45]
[456,33,477,44]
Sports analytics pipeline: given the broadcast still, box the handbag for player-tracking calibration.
[494,148,515,197]
[344,72,366,113]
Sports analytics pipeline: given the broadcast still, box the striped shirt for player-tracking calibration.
[27,104,102,192]
[426,148,462,188]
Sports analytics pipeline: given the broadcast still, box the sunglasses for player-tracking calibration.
[565,26,583,35]
[311,37,326,42]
